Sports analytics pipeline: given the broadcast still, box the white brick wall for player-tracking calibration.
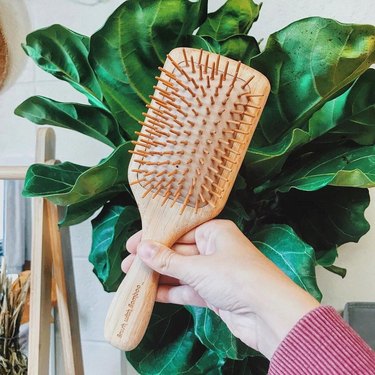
[0,1,374,374]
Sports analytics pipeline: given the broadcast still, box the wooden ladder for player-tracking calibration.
[0,128,84,375]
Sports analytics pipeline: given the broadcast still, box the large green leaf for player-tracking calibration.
[90,204,140,292]
[314,247,347,278]
[245,69,375,185]
[92,0,208,106]
[185,35,260,66]
[251,17,375,147]
[218,35,260,65]
[222,356,269,375]
[276,187,370,254]
[186,306,257,360]
[23,25,104,108]
[252,224,322,301]
[89,24,145,139]
[23,162,89,198]
[127,304,224,375]
[23,142,133,205]
[243,31,375,186]
[59,186,130,227]
[316,69,375,145]
[258,144,375,193]
[198,0,261,41]
[244,128,312,186]
[15,96,124,148]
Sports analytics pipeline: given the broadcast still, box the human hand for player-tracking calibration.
[122,220,319,359]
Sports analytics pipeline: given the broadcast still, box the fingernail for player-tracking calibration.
[138,241,159,259]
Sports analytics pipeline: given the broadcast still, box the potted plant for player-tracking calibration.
[14,0,375,373]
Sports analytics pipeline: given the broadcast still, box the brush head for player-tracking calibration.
[129,47,270,216]
[106,49,269,352]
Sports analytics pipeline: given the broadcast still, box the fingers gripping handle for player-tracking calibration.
[104,256,159,351]
[105,215,191,351]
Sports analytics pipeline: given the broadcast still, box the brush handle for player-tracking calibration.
[104,256,160,351]
[104,226,176,351]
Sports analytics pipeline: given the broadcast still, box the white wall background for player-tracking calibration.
[0,0,374,374]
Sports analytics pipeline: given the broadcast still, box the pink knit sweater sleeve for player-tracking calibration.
[268,305,375,375]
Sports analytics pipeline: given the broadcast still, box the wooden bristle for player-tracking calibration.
[241,75,255,89]
[200,85,207,97]
[223,61,229,80]
[204,53,209,74]
[180,181,194,214]
[129,49,265,211]
[129,150,149,157]
[215,54,220,75]
[228,138,244,145]
[211,62,215,80]
[191,77,199,89]
[135,131,153,139]
[208,166,219,174]
[150,94,171,110]
[198,49,203,65]
[168,54,192,83]
[170,186,183,207]
[182,48,189,66]
[246,103,261,109]
[155,76,177,91]
[235,60,241,75]
[218,73,224,88]
[153,85,174,100]
[190,55,196,73]
[243,111,256,118]
[207,199,216,208]
[152,182,165,199]
[187,86,196,97]
[226,85,234,97]
[175,118,185,127]
[222,97,229,106]
[142,184,155,198]
[230,109,245,116]
[177,107,188,117]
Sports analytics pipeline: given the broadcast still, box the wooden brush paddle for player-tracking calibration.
[105,47,270,351]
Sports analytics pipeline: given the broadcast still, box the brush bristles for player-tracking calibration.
[130,48,264,214]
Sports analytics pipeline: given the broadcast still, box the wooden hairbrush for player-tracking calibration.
[105,47,270,351]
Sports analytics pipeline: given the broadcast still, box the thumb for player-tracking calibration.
[137,240,192,282]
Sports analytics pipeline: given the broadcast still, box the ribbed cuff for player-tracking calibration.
[268,305,375,375]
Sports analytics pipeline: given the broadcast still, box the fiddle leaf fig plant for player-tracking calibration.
[14,0,375,373]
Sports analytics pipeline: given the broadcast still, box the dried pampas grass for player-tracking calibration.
[0,28,8,88]
[0,259,30,375]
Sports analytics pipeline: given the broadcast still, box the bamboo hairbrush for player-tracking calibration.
[105,47,270,351]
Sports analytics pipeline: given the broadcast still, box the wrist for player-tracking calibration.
[258,284,320,358]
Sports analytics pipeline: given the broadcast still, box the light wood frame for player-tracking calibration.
[0,128,84,374]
